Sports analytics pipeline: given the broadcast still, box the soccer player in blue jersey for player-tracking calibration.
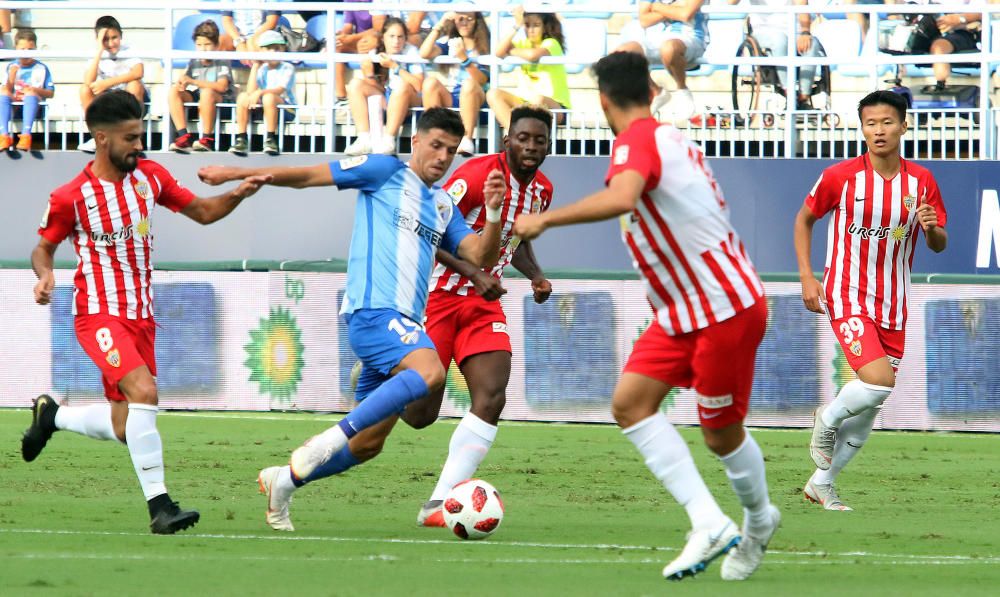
[197,107,506,530]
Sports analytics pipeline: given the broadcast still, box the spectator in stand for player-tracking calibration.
[488,6,570,131]
[370,0,455,46]
[344,17,424,156]
[168,20,233,153]
[220,0,281,59]
[1,9,13,49]
[79,15,146,152]
[616,0,708,121]
[230,29,297,157]
[841,0,883,39]
[929,3,993,90]
[0,29,54,152]
[420,11,490,156]
[730,0,821,110]
[334,0,380,108]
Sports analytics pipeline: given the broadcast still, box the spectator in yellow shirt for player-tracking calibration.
[488,7,570,131]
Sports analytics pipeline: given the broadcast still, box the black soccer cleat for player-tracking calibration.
[21,394,59,462]
[150,500,201,535]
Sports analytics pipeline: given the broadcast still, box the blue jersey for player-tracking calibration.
[331,155,475,322]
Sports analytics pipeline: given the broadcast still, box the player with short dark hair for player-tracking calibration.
[23,89,270,534]
[196,107,507,531]
[796,89,947,510]
[514,51,779,582]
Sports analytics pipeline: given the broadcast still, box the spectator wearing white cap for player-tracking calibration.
[230,29,297,156]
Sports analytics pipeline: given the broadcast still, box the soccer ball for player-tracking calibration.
[442,479,505,540]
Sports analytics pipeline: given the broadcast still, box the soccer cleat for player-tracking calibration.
[416,499,446,527]
[79,138,97,153]
[0,134,13,151]
[169,133,193,153]
[258,466,295,531]
[457,137,475,157]
[803,479,853,511]
[662,518,741,581]
[192,136,215,152]
[721,505,781,581]
[149,500,200,534]
[15,133,32,151]
[21,394,59,462]
[809,405,838,470]
[344,136,371,156]
[228,137,248,156]
[263,137,279,156]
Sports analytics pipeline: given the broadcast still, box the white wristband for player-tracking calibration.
[485,205,502,223]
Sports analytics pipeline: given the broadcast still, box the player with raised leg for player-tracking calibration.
[795,90,947,510]
[513,52,779,582]
[196,108,506,531]
[23,89,269,534]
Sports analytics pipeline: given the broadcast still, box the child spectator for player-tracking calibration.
[168,20,233,153]
[334,0,379,108]
[79,15,146,152]
[488,6,569,131]
[419,11,490,156]
[344,17,424,156]
[230,29,297,156]
[0,28,54,152]
[220,0,281,59]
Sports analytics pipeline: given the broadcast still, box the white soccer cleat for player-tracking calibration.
[662,518,741,581]
[803,479,853,511]
[257,466,295,531]
[721,505,781,581]
[809,404,838,470]
[416,499,446,527]
[289,428,341,481]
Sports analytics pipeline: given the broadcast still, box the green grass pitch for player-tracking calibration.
[1,409,998,596]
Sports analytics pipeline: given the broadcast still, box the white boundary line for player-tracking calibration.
[2,528,997,565]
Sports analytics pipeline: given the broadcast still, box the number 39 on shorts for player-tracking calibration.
[838,317,865,344]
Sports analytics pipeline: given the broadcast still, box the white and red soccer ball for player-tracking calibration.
[442,479,505,540]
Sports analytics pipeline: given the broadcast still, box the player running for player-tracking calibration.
[795,90,947,511]
[513,52,779,582]
[23,89,269,534]
[196,108,506,531]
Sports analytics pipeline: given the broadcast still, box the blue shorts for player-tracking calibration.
[346,308,436,401]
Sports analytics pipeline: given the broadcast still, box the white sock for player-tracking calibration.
[623,413,728,531]
[429,412,497,502]
[719,432,772,538]
[54,402,120,442]
[125,403,167,500]
[812,406,879,485]
[822,380,892,428]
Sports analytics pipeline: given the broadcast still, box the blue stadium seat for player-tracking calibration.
[171,12,225,68]
[303,13,346,69]
[688,15,746,77]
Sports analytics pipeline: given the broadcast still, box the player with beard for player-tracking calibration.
[23,90,270,533]
[253,105,554,532]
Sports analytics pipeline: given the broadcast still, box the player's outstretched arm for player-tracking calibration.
[511,241,552,303]
[435,249,506,301]
[512,170,644,241]
[30,238,58,305]
[456,169,507,268]
[182,174,272,225]
[198,164,334,189]
[794,204,825,314]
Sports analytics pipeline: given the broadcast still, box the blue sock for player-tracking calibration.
[0,95,11,135]
[337,369,428,439]
[297,445,360,486]
[21,95,39,133]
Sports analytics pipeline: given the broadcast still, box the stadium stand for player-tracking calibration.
[0,1,994,159]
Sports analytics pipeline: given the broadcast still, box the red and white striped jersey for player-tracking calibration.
[806,154,946,330]
[431,152,552,294]
[606,118,763,335]
[37,160,195,319]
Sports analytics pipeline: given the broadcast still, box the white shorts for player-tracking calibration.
[621,21,707,64]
